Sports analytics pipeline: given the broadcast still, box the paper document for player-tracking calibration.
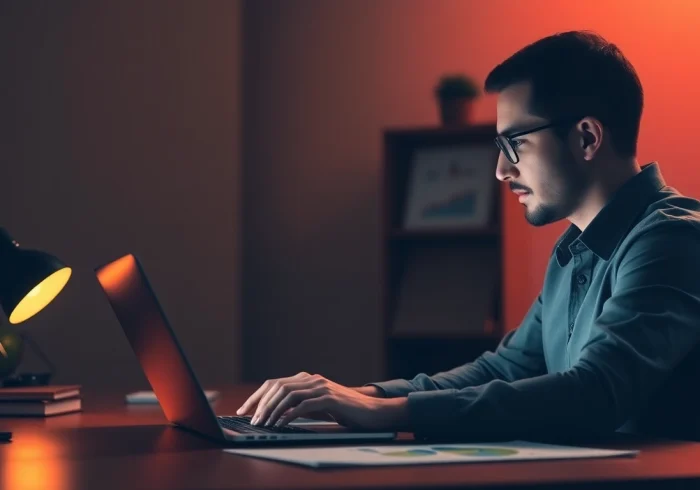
[225,440,638,468]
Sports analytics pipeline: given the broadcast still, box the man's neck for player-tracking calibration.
[568,159,642,231]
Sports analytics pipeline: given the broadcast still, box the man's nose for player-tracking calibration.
[495,153,519,182]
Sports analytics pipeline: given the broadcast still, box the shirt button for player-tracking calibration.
[577,274,587,285]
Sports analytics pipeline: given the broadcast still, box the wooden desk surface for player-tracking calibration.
[2,386,700,490]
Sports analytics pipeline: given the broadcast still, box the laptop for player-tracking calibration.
[94,253,396,445]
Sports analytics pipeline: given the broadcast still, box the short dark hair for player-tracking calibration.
[485,31,643,158]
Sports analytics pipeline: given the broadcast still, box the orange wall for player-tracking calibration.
[244,0,700,382]
[437,0,700,332]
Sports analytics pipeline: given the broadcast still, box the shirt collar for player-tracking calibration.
[555,162,666,267]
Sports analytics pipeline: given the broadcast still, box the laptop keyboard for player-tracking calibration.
[217,416,314,434]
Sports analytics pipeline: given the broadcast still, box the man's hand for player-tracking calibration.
[236,372,408,431]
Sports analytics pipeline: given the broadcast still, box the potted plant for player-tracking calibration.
[0,325,24,381]
[434,74,480,126]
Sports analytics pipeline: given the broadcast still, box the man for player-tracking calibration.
[237,31,700,442]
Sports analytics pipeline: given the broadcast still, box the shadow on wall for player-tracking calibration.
[243,158,382,386]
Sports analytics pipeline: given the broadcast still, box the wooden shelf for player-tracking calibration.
[383,123,497,142]
[381,124,503,380]
[389,316,500,341]
[386,334,502,380]
[389,331,501,340]
[389,225,500,241]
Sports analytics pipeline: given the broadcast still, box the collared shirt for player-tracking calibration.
[371,163,700,441]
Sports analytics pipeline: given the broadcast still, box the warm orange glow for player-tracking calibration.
[9,267,72,324]
[95,254,136,294]
[2,434,72,490]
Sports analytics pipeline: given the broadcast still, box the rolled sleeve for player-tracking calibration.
[406,389,461,435]
[364,379,416,398]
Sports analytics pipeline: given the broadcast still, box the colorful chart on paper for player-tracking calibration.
[357,447,519,458]
[225,441,639,468]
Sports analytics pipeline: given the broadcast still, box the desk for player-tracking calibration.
[2,386,700,490]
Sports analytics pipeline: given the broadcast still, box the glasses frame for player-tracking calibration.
[494,118,581,164]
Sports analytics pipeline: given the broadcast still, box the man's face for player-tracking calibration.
[495,81,589,226]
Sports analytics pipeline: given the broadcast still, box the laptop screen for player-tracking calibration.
[95,254,223,440]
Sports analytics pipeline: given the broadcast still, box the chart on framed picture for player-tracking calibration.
[403,144,498,231]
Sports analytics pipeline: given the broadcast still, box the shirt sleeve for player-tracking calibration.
[405,223,700,441]
[367,292,548,398]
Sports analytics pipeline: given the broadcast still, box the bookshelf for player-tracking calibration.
[381,124,503,380]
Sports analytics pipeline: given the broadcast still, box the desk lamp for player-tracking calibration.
[0,228,72,387]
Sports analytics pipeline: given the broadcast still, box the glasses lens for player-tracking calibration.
[495,135,518,164]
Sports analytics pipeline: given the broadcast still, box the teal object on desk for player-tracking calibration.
[126,390,220,404]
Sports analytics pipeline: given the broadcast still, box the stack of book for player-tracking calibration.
[0,385,81,416]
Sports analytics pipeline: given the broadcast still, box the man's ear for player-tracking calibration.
[575,117,604,161]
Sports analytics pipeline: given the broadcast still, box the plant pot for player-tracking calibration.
[438,97,474,126]
[0,326,23,378]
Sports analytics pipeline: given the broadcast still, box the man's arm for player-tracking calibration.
[403,225,700,441]
[240,297,546,426]
[353,386,384,397]
[364,294,548,398]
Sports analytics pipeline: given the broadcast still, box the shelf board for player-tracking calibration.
[384,123,497,140]
[389,225,500,240]
[389,331,502,341]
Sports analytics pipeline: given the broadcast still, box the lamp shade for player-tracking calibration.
[0,228,72,324]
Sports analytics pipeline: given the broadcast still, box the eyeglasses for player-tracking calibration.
[494,118,580,164]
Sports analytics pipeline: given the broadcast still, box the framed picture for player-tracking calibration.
[403,144,497,230]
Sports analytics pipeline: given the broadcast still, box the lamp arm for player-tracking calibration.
[19,331,56,378]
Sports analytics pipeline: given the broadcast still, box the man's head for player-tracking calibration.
[485,31,643,226]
